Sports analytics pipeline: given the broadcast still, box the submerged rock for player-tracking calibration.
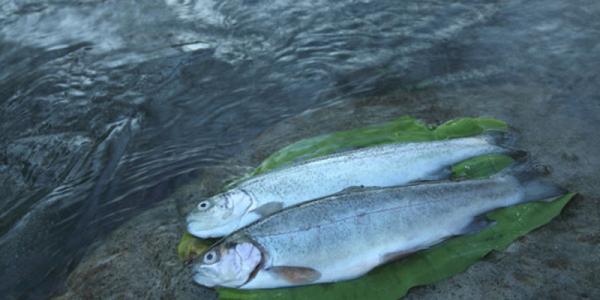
[4,133,92,187]
[0,133,92,235]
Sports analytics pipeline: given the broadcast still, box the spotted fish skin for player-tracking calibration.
[229,175,561,289]
[187,135,513,238]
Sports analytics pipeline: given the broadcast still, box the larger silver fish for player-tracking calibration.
[186,134,516,238]
[191,174,563,288]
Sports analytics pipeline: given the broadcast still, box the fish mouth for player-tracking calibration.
[192,267,218,287]
[185,207,233,236]
[186,207,253,238]
[186,191,255,238]
[186,220,233,238]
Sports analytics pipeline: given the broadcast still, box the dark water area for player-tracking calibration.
[1,0,599,299]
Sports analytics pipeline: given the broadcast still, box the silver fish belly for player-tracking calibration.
[187,135,513,237]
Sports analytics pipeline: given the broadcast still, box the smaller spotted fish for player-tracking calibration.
[186,134,519,238]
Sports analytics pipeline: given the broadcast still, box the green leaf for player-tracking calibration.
[177,232,213,261]
[433,117,508,139]
[175,116,573,300]
[451,154,515,180]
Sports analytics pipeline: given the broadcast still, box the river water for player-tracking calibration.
[1,0,599,298]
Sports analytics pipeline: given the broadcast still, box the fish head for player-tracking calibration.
[192,239,263,288]
[186,189,254,238]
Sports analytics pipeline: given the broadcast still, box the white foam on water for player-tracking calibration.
[1,6,124,53]
[164,0,225,25]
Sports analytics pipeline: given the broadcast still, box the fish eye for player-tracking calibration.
[203,250,218,264]
[198,200,211,211]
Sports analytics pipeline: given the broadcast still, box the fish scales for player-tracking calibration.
[187,135,512,238]
[192,173,564,288]
[242,137,500,202]
[239,177,522,288]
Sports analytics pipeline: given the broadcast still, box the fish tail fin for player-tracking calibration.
[508,162,567,202]
[481,130,528,160]
[521,178,566,202]
[481,129,519,148]
[507,149,529,162]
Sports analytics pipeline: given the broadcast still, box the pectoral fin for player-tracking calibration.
[267,266,321,284]
[250,202,284,217]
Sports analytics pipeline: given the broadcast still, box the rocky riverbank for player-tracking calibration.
[56,89,599,299]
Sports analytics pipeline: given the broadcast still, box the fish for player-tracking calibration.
[191,172,564,289]
[186,134,520,238]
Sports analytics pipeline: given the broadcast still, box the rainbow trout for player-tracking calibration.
[187,134,515,238]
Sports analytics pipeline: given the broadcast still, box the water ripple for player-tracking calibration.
[2,0,600,298]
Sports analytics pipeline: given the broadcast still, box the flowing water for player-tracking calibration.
[1,0,599,298]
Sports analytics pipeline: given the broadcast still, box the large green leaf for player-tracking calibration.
[176,116,573,300]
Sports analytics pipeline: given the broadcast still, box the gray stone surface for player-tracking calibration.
[56,90,600,299]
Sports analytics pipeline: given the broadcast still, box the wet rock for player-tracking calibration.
[54,163,253,300]
[0,133,92,234]
[54,175,220,300]
[5,133,92,187]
